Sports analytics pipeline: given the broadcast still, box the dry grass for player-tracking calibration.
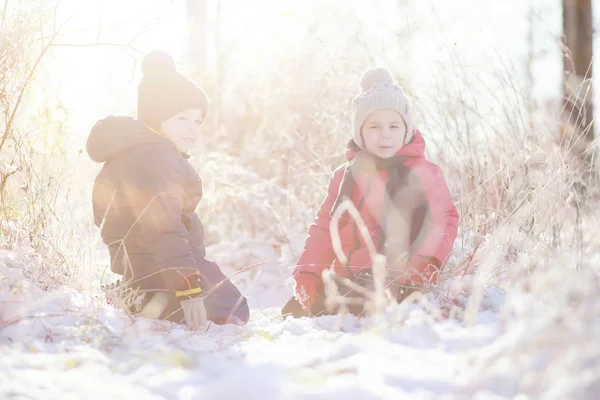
[1,0,599,343]
[2,1,600,397]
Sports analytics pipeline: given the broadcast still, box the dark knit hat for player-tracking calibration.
[137,51,209,129]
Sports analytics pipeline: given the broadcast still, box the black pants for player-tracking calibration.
[282,271,373,318]
[281,293,367,318]
[281,270,418,319]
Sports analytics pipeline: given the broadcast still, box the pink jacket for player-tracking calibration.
[293,131,459,307]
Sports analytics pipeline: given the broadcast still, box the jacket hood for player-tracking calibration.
[86,116,172,163]
[345,129,426,162]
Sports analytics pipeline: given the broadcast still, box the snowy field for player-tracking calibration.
[2,243,599,400]
[0,249,506,400]
[3,0,600,399]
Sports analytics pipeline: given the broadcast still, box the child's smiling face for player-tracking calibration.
[360,109,407,158]
[160,108,204,153]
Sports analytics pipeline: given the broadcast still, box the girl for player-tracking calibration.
[282,67,459,318]
[87,50,249,326]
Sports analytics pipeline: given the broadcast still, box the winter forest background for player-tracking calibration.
[2,0,600,399]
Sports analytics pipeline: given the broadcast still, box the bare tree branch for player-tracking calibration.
[39,11,45,48]
[1,0,9,28]
[0,16,71,154]
[53,0,60,34]
[48,42,144,54]
[126,0,175,47]
[35,22,125,42]
[0,0,175,154]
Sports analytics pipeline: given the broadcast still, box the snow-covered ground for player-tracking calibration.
[4,0,600,397]
[2,245,599,400]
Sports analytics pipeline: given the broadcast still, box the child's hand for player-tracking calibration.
[293,274,322,310]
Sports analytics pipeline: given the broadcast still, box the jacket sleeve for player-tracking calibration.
[293,166,345,283]
[406,164,459,285]
[120,148,199,291]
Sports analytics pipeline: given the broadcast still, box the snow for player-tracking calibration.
[4,0,600,398]
[2,247,599,399]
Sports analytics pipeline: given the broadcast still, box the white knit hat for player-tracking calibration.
[351,67,413,148]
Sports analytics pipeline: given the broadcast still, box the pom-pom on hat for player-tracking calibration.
[351,67,413,148]
[137,50,208,130]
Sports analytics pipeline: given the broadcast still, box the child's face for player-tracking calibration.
[160,108,204,153]
[361,109,407,158]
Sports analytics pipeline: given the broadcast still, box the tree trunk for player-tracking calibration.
[562,0,594,154]
[186,0,208,72]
